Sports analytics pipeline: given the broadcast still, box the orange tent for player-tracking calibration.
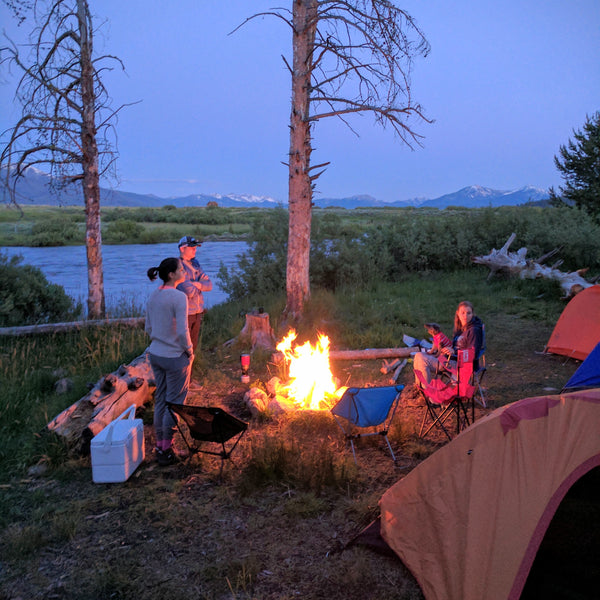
[379,389,600,600]
[545,285,600,360]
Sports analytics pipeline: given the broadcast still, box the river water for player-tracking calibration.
[1,241,249,315]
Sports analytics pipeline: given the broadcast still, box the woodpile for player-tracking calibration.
[472,233,597,297]
[47,353,155,453]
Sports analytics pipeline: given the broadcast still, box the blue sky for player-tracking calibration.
[1,0,599,202]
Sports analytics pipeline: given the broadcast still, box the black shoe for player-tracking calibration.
[156,447,179,466]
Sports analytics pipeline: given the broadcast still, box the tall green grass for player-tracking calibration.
[0,325,148,480]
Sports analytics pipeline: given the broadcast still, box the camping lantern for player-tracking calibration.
[240,353,250,383]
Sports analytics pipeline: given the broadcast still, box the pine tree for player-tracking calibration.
[549,112,600,222]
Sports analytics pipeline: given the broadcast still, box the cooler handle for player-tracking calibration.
[103,405,137,449]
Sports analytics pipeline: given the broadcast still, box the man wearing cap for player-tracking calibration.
[177,236,212,352]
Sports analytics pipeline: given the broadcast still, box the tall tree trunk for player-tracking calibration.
[78,0,105,319]
[285,0,317,321]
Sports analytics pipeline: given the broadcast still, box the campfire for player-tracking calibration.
[275,329,345,411]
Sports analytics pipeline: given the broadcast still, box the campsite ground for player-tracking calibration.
[1,311,596,600]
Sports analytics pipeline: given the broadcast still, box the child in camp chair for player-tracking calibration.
[414,302,483,387]
[424,322,452,358]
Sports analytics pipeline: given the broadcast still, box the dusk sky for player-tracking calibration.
[1,1,599,203]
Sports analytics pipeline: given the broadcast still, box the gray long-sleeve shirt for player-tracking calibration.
[145,287,193,358]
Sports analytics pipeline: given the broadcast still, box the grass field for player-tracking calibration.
[1,270,596,599]
[0,203,467,247]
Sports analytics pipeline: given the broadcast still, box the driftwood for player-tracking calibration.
[47,353,155,453]
[0,317,145,337]
[472,233,596,297]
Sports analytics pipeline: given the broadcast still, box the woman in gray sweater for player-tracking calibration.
[146,257,194,466]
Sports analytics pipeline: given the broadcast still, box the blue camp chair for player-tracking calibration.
[474,323,487,407]
[331,385,404,464]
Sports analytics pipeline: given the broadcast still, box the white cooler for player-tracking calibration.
[91,405,145,483]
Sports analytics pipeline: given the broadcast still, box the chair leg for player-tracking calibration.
[383,434,396,462]
[475,370,487,408]
[349,438,358,465]
[419,400,452,441]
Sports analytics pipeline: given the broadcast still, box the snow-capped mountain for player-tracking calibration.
[418,185,549,209]
[0,167,549,209]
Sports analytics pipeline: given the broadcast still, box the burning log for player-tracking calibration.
[47,354,155,453]
[473,233,595,298]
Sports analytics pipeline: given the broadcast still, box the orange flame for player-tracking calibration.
[276,329,343,410]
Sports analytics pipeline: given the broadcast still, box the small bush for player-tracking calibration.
[103,219,144,243]
[0,252,82,326]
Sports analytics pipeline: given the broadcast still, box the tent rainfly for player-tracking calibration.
[379,388,600,600]
[545,285,600,360]
[563,341,600,392]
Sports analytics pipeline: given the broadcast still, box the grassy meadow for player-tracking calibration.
[0,203,404,246]
[1,203,599,599]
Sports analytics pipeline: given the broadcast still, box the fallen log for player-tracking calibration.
[0,317,145,337]
[472,233,595,297]
[47,353,155,453]
[271,346,418,363]
[329,347,418,361]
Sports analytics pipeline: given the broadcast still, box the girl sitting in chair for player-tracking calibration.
[414,301,484,387]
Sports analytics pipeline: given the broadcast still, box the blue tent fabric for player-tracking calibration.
[563,342,600,391]
[332,385,403,427]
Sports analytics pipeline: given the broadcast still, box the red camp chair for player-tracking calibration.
[417,347,477,440]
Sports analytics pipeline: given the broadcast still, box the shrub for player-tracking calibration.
[0,252,82,326]
[103,219,144,243]
[218,205,600,300]
[30,218,81,246]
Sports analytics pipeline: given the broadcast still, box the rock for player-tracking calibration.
[54,378,74,394]
[244,387,269,418]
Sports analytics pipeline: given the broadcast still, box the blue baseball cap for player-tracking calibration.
[178,235,201,247]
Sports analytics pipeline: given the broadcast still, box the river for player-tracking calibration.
[1,241,249,316]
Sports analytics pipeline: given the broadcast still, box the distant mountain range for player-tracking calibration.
[0,166,550,210]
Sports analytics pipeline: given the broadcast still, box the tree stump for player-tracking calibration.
[238,311,276,351]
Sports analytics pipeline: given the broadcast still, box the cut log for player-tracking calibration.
[237,311,276,351]
[472,233,595,297]
[47,353,155,453]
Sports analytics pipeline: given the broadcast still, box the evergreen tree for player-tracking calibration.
[549,112,600,222]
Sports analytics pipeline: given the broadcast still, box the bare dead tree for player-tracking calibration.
[1,0,127,319]
[238,0,430,320]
